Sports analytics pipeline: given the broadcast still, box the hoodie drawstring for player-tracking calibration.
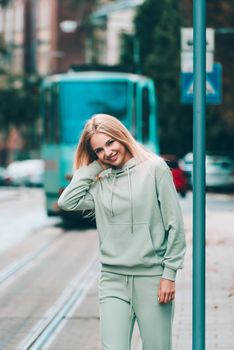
[127,168,134,234]
[110,174,116,217]
[108,164,134,234]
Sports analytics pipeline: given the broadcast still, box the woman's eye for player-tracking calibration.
[108,140,114,145]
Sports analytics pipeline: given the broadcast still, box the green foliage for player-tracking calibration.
[0,75,41,131]
[0,34,8,56]
[119,33,134,71]
[0,75,41,162]
[0,0,11,7]
[120,0,234,156]
[206,106,234,154]
[138,0,194,156]
[121,0,193,156]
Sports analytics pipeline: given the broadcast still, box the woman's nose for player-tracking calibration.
[104,148,112,157]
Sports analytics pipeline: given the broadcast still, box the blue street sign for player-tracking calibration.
[181,63,222,104]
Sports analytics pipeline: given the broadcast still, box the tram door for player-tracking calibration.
[142,85,151,144]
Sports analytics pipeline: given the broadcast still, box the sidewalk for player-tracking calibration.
[132,193,234,349]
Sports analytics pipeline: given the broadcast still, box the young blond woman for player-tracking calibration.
[58,114,186,350]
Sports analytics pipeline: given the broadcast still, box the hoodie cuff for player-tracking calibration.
[87,160,103,175]
[73,160,103,180]
[162,267,177,281]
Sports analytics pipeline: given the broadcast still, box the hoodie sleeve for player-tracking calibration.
[57,160,103,211]
[157,168,186,281]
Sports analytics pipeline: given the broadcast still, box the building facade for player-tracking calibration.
[0,0,98,76]
[0,0,143,76]
[0,0,25,75]
[90,0,144,65]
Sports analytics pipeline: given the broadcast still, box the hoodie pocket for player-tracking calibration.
[100,223,157,267]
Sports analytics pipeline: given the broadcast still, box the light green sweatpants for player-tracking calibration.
[99,272,174,350]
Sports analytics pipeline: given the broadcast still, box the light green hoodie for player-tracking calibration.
[58,156,186,281]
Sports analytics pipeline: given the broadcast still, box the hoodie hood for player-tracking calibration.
[99,157,137,234]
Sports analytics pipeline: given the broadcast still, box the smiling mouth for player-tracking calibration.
[107,153,118,161]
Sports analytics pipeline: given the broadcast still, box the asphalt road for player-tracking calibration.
[0,187,233,349]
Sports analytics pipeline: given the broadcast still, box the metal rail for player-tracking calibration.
[18,257,99,350]
[0,234,62,289]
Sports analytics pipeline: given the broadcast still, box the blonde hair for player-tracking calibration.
[73,114,156,170]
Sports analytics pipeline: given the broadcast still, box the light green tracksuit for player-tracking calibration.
[58,156,186,350]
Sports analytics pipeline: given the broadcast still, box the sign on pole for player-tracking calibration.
[181,27,214,51]
[181,63,222,104]
[181,51,213,73]
[181,28,214,73]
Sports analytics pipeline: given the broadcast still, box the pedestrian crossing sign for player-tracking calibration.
[180,63,222,104]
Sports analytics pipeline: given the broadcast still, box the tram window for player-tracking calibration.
[142,87,150,143]
[131,83,137,138]
[60,82,128,144]
[44,88,52,144]
[52,84,60,144]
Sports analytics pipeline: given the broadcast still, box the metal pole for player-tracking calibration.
[193,0,206,349]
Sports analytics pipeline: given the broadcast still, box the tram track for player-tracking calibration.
[18,257,99,350]
[0,230,64,291]
[0,225,99,349]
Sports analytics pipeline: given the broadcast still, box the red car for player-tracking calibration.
[162,155,189,197]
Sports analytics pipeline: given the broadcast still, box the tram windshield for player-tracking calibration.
[60,81,128,144]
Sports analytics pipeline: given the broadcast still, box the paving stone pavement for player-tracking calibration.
[172,196,234,350]
[130,194,234,350]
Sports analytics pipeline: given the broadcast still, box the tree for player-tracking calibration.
[130,0,234,156]
[120,0,193,156]
[0,78,40,129]
[0,0,12,7]
[0,75,41,164]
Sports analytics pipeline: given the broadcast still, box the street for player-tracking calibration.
[0,187,233,349]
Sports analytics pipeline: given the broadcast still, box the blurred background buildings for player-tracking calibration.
[0,0,233,165]
[0,0,144,76]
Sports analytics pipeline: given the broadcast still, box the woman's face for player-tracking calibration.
[90,132,132,169]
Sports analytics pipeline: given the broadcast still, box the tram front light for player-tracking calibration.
[65,174,72,181]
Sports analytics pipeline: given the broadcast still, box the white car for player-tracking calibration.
[180,153,234,188]
[206,155,234,188]
[3,159,45,187]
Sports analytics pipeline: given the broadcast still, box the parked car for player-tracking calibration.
[3,159,45,187]
[180,152,234,189]
[206,154,234,189]
[162,155,189,197]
